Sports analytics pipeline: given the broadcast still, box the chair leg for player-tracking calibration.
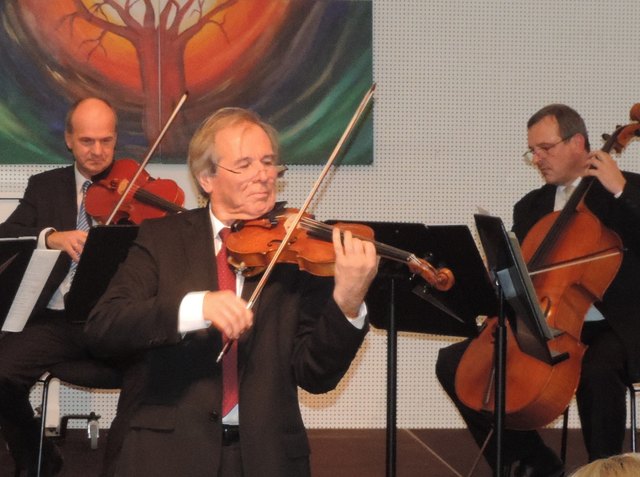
[59,412,102,449]
[560,407,569,465]
[37,374,54,477]
[630,384,637,452]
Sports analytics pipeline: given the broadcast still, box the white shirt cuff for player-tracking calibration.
[38,227,55,249]
[346,303,367,329]
[178,291,209,333]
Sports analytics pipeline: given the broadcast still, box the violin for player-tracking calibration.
[85,158,186,224]
[225,205,455,291]
[455,104,640,430]
[85,92,189,225]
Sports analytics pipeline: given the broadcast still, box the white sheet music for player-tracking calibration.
[2,249,60,332]
[476,206,495,216]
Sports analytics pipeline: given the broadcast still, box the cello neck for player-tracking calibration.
[527,176,594,272]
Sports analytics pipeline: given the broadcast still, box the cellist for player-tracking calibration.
[436,104,640,476]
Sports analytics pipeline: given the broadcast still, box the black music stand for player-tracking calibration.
[65,225,138,323]
[359,222,498,477]
[474,214,563,477]
[0,237,37,329]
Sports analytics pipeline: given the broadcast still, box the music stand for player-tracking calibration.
[65,225,138,323]
[0,237,37,329]
[473,214,561,476]
[356,222,497,477]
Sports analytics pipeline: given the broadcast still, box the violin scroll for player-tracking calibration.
[407,257,455,291]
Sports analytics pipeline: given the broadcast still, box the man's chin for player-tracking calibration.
[233,201,276,220]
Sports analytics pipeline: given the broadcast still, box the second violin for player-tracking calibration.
[85,158,186,224]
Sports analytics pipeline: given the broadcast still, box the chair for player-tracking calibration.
[560,382,640,464]
[36,360,122,477]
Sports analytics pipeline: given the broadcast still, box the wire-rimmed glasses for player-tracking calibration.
[522,135,573,164]
[215,157,288,178]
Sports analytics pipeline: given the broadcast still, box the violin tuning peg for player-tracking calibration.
[601,133,611,141]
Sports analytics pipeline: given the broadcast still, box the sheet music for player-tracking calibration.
[2,249,60,332]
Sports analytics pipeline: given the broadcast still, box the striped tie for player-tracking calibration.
[69,180,91,281]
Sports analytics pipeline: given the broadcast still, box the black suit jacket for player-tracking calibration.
[0,166,77,317]
[512,172,640,377]
[86,208,369,477]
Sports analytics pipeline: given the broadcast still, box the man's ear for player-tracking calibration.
[571,133,586,150]
[197,172,214,195]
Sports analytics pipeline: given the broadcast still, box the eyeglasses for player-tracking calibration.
[215,157,288,178]
[522,135,573,164]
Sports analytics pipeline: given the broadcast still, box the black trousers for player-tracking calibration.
[218,441,243,477]
[0,311,87,467]
[435,320,628,468]
[0,310,137,476]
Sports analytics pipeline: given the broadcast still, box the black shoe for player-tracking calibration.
[26,438,63,477]
[512,455,564,477]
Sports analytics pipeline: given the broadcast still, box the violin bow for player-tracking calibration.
[216,83,376,362]
[104,92,189,225]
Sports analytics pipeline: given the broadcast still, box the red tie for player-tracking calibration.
[217,227,238,416]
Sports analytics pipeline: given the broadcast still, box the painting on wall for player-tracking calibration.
[0,0,372,166]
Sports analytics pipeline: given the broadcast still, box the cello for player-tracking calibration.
[454,105,640,430]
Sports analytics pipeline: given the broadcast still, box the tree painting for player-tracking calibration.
[0,0,372,164]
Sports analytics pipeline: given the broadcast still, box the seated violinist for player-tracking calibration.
[436,104,640,476]
[84,107,379,477]
[0,97,134,476]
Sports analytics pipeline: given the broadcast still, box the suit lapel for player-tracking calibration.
[59,167,78,231]
[182,208,217,291]
[238,263,261,380]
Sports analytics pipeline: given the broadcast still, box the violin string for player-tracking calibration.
[133,186,184,212]
[107,179,184,214]
[297,216,414,263]
[296,217,448,287]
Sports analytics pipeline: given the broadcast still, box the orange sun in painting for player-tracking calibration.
[18,0,290,94]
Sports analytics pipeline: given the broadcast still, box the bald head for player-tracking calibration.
[64,97,117,179]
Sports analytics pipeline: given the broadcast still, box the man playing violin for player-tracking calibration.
[85,107,378,477]
[0,97,130,475]
[436,104,640,476]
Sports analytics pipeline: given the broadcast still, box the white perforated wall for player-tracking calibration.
[7,0,640,429]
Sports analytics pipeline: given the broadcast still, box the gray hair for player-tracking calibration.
[188,107,279,196]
